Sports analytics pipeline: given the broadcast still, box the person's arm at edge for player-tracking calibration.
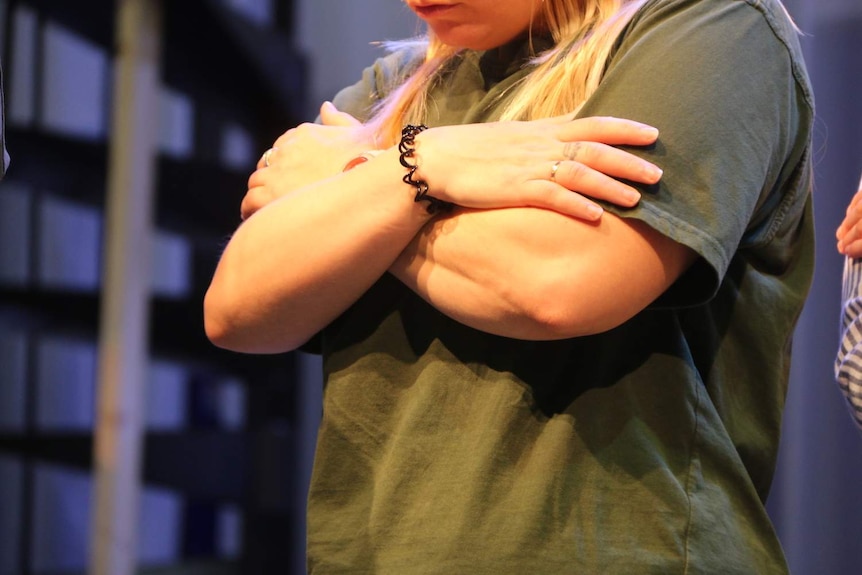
[835,171,862,429]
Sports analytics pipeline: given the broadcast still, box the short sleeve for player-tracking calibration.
[326,45,426,123]
[576,0,813,307]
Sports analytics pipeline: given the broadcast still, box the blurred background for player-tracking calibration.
[0,0,859,573]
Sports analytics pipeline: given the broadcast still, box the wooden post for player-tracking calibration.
[89,1,161,574]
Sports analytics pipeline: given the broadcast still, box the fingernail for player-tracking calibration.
[640,125,659,138]
[624,188,641,204]
[646,165,663,182]
[586,203,604,220]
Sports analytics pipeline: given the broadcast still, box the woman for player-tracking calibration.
[205,0,814,572]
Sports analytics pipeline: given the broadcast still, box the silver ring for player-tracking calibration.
[550,160,562,182]
[262,147,277,167]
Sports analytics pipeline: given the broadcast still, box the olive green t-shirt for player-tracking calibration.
[307,0,815,573]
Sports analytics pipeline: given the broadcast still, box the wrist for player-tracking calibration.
[341,147,440,225]
[399,124,454,215]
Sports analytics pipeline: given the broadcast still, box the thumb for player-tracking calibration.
[320,101,362,127]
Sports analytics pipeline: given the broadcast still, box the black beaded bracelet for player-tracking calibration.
[398,124,454,215]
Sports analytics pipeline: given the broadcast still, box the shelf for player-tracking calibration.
[1,1,310,570]
[4,126,249,244]
[138,560,240,575]
[0,287,101,338]
[14,0,305,124]
[15,0,115,47]
[4,122,266,241]
[3,126,107,205]
[0,430,273,502]
[163,0,307,134]
[0,287,296,379]
[150,294,297,382]
[143,430,253,501]
[156,157,248,239]
[0,432,92,469]
[33,561,241,575]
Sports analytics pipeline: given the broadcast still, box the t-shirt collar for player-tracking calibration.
[477,33,555,87]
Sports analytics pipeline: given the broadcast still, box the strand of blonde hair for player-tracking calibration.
[364,0,796,145]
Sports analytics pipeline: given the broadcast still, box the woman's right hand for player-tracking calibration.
[838,177,862,258]
[412,114,663,221]
[240,102,371,221]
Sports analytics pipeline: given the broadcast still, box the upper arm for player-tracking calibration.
[518,207,697,337]
[577,0,813,306]
[399,0,811,340]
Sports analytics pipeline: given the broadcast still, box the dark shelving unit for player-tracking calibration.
[0,0,309,573]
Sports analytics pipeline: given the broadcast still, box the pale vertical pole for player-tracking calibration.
[89,1,161,574]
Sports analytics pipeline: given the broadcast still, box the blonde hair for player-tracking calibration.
[365,0,650,145]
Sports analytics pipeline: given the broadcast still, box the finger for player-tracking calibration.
[248,167,266,189]
[839,221,862,253]
[560,142,662,185]
[550,160,643,207]
[320,101,362,127]
[838,219,850,241]
[241,186,268,221]
[518,181,605,221]
[838,202,862,239]
[841,237,862,259]
[558,116,660,147]
[839,220,862,252]
[240,192,255,221]
[256,147,278,170]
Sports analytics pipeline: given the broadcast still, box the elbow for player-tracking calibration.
[495,281,588,340]
[522,301,594,340]
[203,285,259,353]
[203,286,242,351]
[203,314,232,352]
[526,302,627,340]
[203,284,307,354]
[519,280,631,340]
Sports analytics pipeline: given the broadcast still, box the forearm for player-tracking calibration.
[205,148,432,353]
[390,206,693,340]
[391,208,553,339]
[205,112,672,350]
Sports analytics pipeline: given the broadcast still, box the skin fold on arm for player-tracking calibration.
[390,203,697,340]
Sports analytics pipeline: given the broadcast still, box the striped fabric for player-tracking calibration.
[835,172,862,431]
[836,254,862,430]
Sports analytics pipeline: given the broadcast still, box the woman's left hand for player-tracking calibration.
[409,114,663,221]
[241,102,369,220]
